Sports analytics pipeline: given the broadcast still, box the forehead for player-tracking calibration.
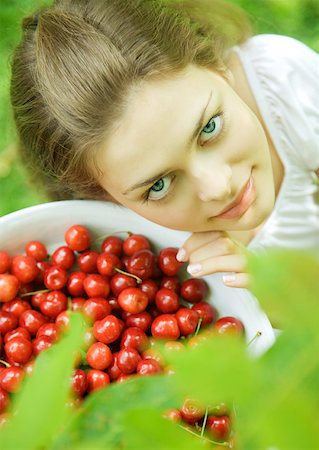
[96,65,223,190]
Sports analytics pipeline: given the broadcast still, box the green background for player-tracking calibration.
[1,0,318,217]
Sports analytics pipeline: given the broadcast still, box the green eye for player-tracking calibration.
[150,179,165,192]
[201,114,223,144]
[148,175,174,201]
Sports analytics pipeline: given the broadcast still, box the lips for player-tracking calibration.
[215,173,255,220]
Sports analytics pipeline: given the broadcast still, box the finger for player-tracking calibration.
[188,236,237,262]
[176,231,224,262]
[187,253,247,277]
[222,272,252,289]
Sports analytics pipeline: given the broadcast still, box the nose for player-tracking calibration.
[190,158,232,202]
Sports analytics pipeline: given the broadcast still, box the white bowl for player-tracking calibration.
[0,200,275,355]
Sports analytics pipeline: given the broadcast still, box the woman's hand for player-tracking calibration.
[176,231,251,288]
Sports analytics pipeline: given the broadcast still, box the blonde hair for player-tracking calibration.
[10,0,252,200]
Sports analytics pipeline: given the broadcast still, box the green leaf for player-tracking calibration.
[0,312,86,450]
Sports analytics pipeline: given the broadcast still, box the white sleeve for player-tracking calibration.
[236,34,319,171]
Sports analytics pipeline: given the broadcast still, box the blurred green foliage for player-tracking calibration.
[0,0,318,216]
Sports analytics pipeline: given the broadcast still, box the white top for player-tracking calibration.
[232,34,319,254]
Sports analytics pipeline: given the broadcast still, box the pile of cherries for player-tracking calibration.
[0,224,244,444]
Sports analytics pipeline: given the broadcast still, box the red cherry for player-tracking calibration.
[136,359,162,376]
[107,352,122,381]
[0,367,24,393]
[4,327,31,344]
[176,307,200,336]
[86,342,113,370]
[157,248,183,276]
[0,311,18,334]
[117,347,141,374]
[0,274,19,303]
[191,302,216,326]
[127,249,155,280]
[44,265,68,290]
[125,311,152,332]
[206,415,231,441]
[77,250,99,273]
[71,297,86,312]
[163,409,182,422]
[101,236,123,256]
[83,274,110,298]
[11,255,39,283]
[71,369,88,397]
[213,316,245,336]
[65,224,91,252]
[155,288,180,313]
[32,335,54,355]
[55,311,70,330]
[93,315,122,344]
[118,287,149,314]
[181,278,208,303]
[110,273,136,296]
[0,251,11,274]
[87,369,110,392]
[96,253,121,277]
[51,246,75,270]
[39,290,68,319]
[120,327,148,352]
[35,261,52,284]
[19,310,47,336]
[151,314,180,340]
[2,298,31,318]
[83,297,112,322]
[31,291,47,310]
[123,234,150,256]
[67,271,86,297]
[160,276,181,294]
[4,336,33,364]
[180,398,205,424]
[0,387,10,414]
[139,279,158,302]
[36,323,60,342]
[25,240,48,262]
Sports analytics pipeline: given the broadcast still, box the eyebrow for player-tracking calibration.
[122,90,213,196]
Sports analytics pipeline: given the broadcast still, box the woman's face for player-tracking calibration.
[96,64,275,232]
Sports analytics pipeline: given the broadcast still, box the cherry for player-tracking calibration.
[160,276,181,294]
[191,302,216,326]
[31,291,47,310]
[155,288,180,313]
[11,255,39,283]
[4,327,31,344]
[181,278,208,303]
[67,271,86,297]
[65,224,91,252]
[55,311,70,330]
[0,274,19,303]
[107,352,122,380]
[93,315,122,344]
[35,261,52,284]
[136,359,162,376]
[36,323,60,342]
[71,297,86,312]
[51,246,75,270]
[118,287,149,314]
[163,408,182,422]
[86,342,113,370]
[2,298,31,318]
[25,240,48,262]
[32,335,54,355]
[125,311,152,332]
[87,369,110,392]
[44,265,68,290]
[77,250,99,273]
[0,251,11,274]
[0,387,10,414]
[120,327,148,352]
[4,337,33,364]
[0,367,24,393]
[127,249,155,281]
[176,308,200,336]
[0,311,18,335]
[110,273,136,296]
[101,235,123,256]
[96,253,121,277]
[39,291,68,319]
[19,310,47,336]
[123,234,150,256]
[206,415,231,441]
[71,369,88,397]
[83,297,112,322]
[158,247,183,276]
[151,314,180,340]
[83,274,110,298]
[117,347,141,374]
[139,279,158,302]
[180,398,205,424]
[213,316,245,336]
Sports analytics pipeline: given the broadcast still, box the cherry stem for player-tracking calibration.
[0,359,10,368]
[200,406,209,438]
[247,331,262,346]
[21,289,49,297]
[94,230,132,243]
[114,267,142,284]
[179,424,228,446]
[194,317,203,337]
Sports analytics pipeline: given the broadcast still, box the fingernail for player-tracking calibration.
[176,248,187,262]
[223,274,236,285]
[187,263,202,275]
